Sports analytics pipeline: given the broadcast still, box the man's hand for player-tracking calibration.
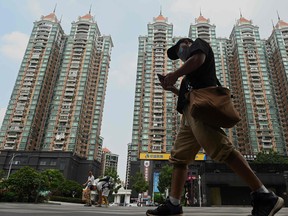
[164,72,178,87]
[159,75,179,96]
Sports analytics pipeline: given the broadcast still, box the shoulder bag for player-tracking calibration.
[187,78,241,128]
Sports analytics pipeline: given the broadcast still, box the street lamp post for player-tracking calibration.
[7,153,21,179]
[198,175,202,207]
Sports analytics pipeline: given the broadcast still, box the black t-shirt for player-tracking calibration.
[177,38,217,113]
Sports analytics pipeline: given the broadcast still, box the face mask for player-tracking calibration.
[177,46,190,62]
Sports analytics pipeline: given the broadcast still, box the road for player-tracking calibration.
[0,202,287,216]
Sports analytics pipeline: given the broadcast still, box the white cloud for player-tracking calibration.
[0,32,29,61]
[0,108,6,127]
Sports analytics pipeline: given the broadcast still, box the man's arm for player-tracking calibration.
[169,87,179,96]
[161,84,179,96]
[164,52,206,87]
[83,179,89,186]
[175,52,206,77]
[159,80,179,96]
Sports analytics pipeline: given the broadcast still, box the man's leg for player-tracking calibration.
[187,108,284,215]
[87,189,92,205]
[225,150,262,191]
[225,150,284,215]
[95,182,104,207]
[146,114,200,215]
[169,165,187,201]
[83,188,92,206]
[97,190,102,206]
[103,196,109,207]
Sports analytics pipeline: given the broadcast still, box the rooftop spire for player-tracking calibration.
[200,7,202,16]
[239,8,242,18]
[89,4,92,14]
[53,3,57,13]
[272,19,275,29]
[277,10,280,21]
[160,5,162,15]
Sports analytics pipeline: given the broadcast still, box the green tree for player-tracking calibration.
[7,166,47,202]
[60,179,82,198]
[104,167,122,194]
[131,172,148,194]
[41,169,65,196]
[0,170,6,180]
[158,164,173,194]
[253,150,288,164]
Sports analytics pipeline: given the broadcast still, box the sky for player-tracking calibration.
[0,0,288,181]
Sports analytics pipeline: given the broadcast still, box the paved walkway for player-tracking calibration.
[0,202,287,216]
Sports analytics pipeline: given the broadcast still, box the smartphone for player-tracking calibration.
[157,74,165,82]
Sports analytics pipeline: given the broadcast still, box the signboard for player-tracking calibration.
[139,152,206,161]
[140,153,170,160]
[144,160,150,182]
[153,172,160,193]
[195,153,206,161]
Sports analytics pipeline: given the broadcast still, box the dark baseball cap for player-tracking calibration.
[167,38,193,60]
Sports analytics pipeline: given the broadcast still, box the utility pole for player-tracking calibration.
[198,175,202,207]
[7,153,20,179]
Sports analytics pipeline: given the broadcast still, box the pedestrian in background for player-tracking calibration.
[82,170,95,207]
[95,176,114,207]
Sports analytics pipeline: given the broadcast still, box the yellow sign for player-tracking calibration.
[195,153,206,161]
[140,153,170,160]
[139,153,206,161]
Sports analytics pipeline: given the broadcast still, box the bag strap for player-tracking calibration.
[215,73,222,87]
[215,75,235,98]
[216,77,222,87]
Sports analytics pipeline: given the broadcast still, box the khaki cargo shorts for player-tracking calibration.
[170,106,234,165]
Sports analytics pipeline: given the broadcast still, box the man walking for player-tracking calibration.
[146,38,284,216]
[82,170,95,207]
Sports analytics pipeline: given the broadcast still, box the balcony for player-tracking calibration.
[23,82,33,87]
[262,139,272,143]
[255,100,265,105]
[15,106,25,111]
[70,66,80,70]
[59,116,69,122]
[73,48,83,53]
[55,133,65,140]
[7,134,17,138]
[23,79,34,84]
[66,83,76,88]
[26,73,35,77]
[8,126,22,132]
[53,145,64,151]
[12,117,22,122]
[63,97,73,102]
[31,54,41,59]
[64,92,74,97]
[68,77,77,82]
[18,96,28,101]
[14,111,24,116]
[153,109,163,114]
[4,144,15,150]
[65,87,75,92]
[151,125,165,130]
[151,145,162,153]
[5,140,16,145]
[73,43,86,49]
[152,136,162,142]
